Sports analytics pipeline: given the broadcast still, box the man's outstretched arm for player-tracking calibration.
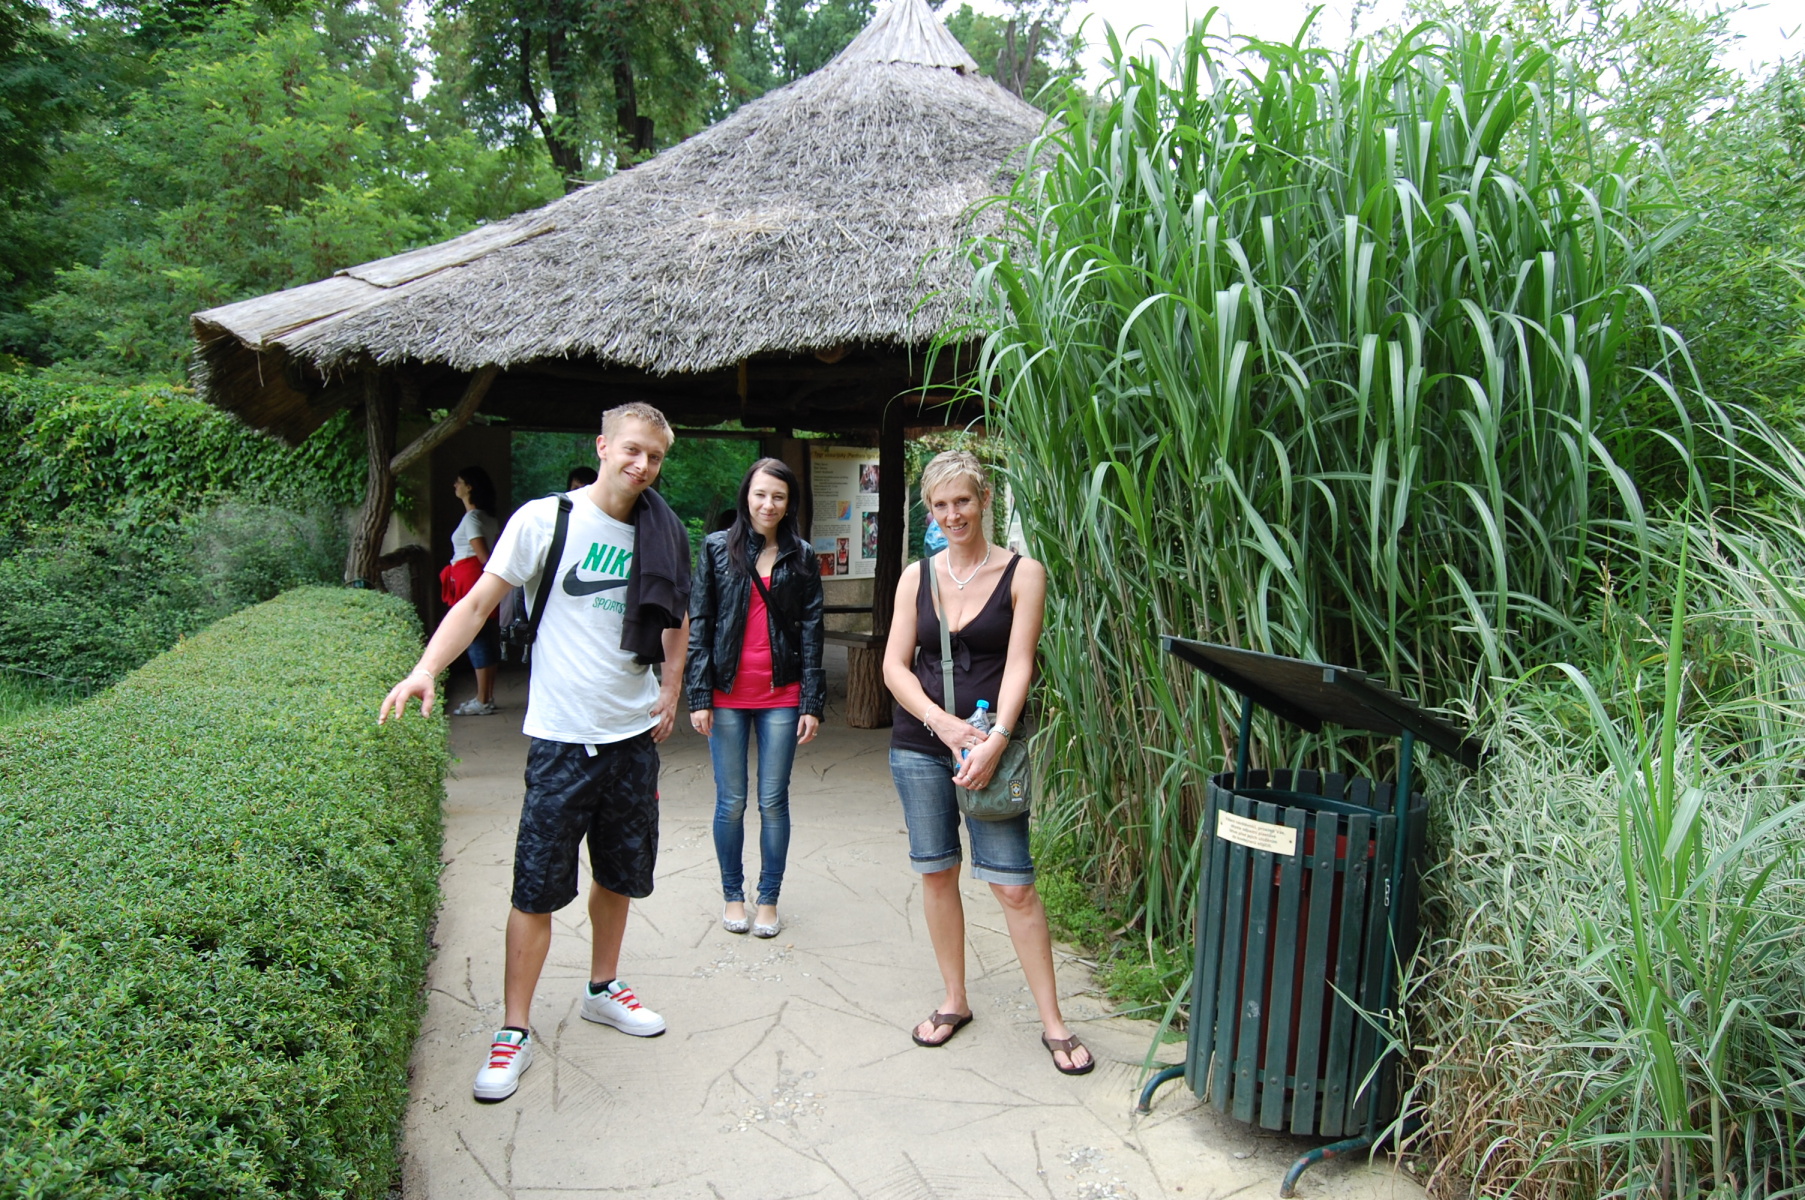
[379,573,516,722]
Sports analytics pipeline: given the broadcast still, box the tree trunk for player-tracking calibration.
[998,17,1046,98]
[519,29,584,189]
[845,647,889,727]
[612,53,654,153]
[344,370,397,587]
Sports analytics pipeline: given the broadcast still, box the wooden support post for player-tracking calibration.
[844,397,906,728]
[391,365,498,476]
[344,370,398,586]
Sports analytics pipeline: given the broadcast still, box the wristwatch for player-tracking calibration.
[991,725,1013,740]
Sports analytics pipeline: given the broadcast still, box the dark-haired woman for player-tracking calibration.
[686,458,825,938]
[443,465,501,715]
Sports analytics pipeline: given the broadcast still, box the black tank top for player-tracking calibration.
[891,553,1026,756]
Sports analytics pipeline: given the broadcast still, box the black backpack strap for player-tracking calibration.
[524,496,572,647]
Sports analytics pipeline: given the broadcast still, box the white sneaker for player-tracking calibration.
[579,980,666,1036]
[452,699,497,716]
[472,1029,532,1102]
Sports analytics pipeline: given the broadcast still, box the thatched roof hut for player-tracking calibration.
[188,0,1046,721]
[190,0,1045,445]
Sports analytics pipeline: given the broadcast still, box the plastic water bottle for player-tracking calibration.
[962,700,992,759]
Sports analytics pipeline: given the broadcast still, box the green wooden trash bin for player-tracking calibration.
[1140,638,1480,1196]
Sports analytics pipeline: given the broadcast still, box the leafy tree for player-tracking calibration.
[764,0,871,82]
[709,0,871,119]
[938,0,1073,100]
[31,5,559,377]
[426,0,754,186]
[0,0,121,357]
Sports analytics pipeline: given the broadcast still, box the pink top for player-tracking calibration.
[713,576,802,710]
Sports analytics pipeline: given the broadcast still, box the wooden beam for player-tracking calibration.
[872,396,908,637]
[390,365,498,476]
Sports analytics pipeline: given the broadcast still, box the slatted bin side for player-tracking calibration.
[1191,773,1427,1137]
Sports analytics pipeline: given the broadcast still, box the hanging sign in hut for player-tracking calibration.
[810,444,882,578]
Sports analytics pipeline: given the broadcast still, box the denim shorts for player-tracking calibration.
[512,733,659,912]
[889,747,1034,886]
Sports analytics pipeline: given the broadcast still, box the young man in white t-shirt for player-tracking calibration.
[380,403,691,1103]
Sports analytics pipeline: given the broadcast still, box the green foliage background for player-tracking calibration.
[0,375,364,684]
[0,375,363,528]
[0,0,1072,373]
[0,587,446,1198]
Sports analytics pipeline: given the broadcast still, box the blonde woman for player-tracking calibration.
[881,451,1092,1075]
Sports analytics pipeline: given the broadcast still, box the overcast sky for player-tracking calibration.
[961,0,1805,82]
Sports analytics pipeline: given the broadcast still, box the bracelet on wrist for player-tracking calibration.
[991,725,1013,740]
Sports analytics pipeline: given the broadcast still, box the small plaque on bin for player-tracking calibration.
[1216,809,1299,856]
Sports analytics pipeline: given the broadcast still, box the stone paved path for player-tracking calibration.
[400,654,1425,1200]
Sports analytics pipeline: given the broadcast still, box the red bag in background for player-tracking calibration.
[440,556,484,606]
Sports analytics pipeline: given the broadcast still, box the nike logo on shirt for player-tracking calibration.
[563,562,629,596]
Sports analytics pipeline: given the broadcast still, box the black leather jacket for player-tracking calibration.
[684,529,826,717]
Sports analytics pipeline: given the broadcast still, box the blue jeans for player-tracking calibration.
[890,747,1035,886]
[709,707,799,905]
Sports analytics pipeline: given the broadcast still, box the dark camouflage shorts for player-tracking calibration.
[512,733,660,913]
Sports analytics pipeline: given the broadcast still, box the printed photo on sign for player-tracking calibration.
[861,511,879,559]
[810,444,881,579]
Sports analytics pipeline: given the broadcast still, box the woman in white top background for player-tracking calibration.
[444,465,501,715]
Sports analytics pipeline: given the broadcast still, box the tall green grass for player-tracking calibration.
[1407,525,1805,1196]
[943,15,1805,1196]
[953,10,1749,983]
[0,670,81,728]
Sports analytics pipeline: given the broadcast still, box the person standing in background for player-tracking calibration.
[443,466,501,716]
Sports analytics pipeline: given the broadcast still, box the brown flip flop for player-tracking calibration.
[1041,1032,1095,1075]
[911,1011,973,1047]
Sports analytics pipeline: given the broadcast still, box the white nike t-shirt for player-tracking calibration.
[487,490,659,745]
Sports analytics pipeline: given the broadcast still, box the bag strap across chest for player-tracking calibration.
[926,552,957,715]
[525,496,573,643]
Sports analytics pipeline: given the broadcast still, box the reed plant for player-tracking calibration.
[943,14,1805,1195]
[1407,522,1805,1195]
[952,10,1752,976]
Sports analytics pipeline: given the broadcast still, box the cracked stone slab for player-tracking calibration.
[402,652,1426,1200]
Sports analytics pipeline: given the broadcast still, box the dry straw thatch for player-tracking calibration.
[191,0,1046,441]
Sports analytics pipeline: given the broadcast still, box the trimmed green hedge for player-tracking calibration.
[0,588,446,1198]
